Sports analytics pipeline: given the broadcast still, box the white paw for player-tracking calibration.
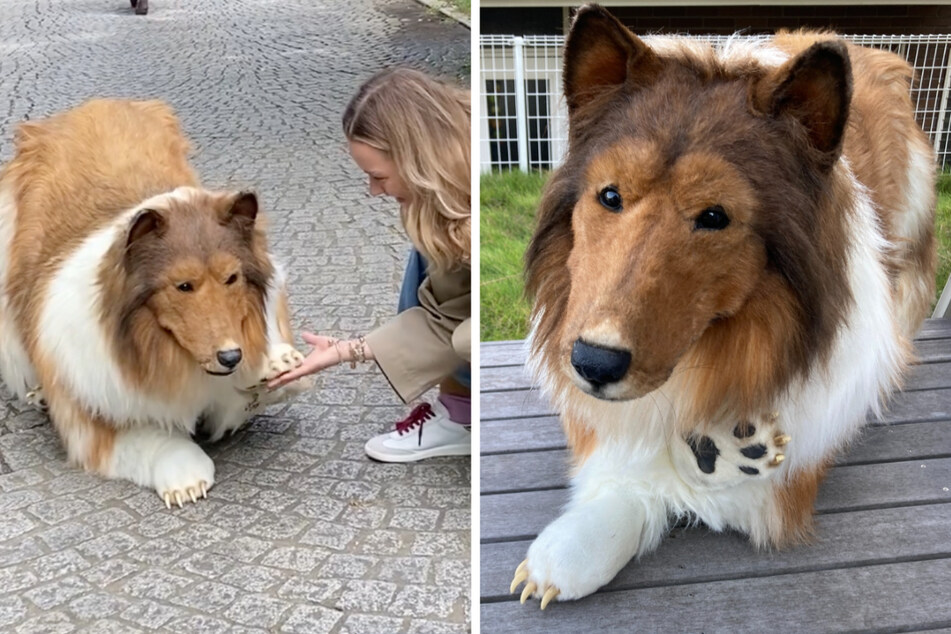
[152,440,215,509]
[24,386,48,412]
[511,497,646,606]
[674,411,790,490]
[264,343,304,382]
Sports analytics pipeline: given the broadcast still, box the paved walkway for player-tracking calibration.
[0,1,470,632]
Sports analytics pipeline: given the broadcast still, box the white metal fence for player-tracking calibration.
[480,34,951,172]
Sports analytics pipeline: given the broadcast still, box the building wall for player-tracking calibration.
[481,8,564,35]
[481,5,951,36]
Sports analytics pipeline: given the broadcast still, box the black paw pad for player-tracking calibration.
[687,435,719,474]
[740,443,767,459]
[733,423,755,439]
[740,466,760,476]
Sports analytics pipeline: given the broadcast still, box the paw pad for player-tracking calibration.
[688,412,790,478]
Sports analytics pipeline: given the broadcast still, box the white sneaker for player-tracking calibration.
[364,400,471,463]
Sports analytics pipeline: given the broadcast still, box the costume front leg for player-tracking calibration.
[46,390,213,508]
[244,263,312,402]
[511,480,665,607]
[111,427,215,508]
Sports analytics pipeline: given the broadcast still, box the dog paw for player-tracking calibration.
[263,343,304,382]
[24,386,48,412]
[152,441,215,509]
[510,559,560,609]
[509,499,642,607]
[677,411,790,489]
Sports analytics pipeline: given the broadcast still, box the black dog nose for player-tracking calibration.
[571,339,631,389]
[217,348,243,369]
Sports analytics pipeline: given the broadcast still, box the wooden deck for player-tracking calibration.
[480,319,951,632]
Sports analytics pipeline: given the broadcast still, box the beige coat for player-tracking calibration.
[365,266,471,403]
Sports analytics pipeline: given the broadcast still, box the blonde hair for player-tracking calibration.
[343,68,470,273]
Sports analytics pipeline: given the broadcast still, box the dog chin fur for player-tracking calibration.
[0,99,311,506]
[518,6,936,604]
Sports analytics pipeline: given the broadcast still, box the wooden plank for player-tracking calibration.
[480,420,951,494]
[481,450,570,495]
[480,384,951,424]
[481,409,951,456]
[481,341,529,368]
[481,558,951,633]
[480,319,951,375]
[905,361,951,391]
[480,389,552,420]
[482,336,951,371]
[918,317,951,340]
[481,415,563,454]
[916,337,951,363]
[480,503,951,600]
[481,364,533,392]
[480,457,951,542]
[845,420,951,464]
[881,387,951,424]
[481,359,951,393]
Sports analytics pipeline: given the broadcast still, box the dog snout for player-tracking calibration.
[216,348,243,369]
[570,339,631,389]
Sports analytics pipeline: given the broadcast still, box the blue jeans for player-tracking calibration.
[399,249,471,389]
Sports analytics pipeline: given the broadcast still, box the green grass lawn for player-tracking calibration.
[935,173,951,307]
[481,170,951,342]
[480,170,547,341]
[446,0,470,14]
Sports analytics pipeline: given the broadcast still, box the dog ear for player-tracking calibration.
[126,208,166,247]
[759,41,852,169]
[221,191,258,232]
[564,5,660,112]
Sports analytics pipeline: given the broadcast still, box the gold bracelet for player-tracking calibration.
[331,339,344,365]
[347,336,368,368]
[346,340,358,369]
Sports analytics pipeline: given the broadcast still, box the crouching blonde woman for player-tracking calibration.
[269,67,471,463]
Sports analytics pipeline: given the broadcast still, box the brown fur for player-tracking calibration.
[526,7,935,544]
[99,189,272,392]
[768,462,829,547]
[43,380,116,472]
[3,100,198,362]
[0,99,277,475]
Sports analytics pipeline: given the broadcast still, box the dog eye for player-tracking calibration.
[176,282,194,292]
[598,186,622,212]
[225,274,238,285]
[694,205,730,230]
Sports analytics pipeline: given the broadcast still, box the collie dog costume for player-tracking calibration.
[0,99,309,508]
[512,6,936,607]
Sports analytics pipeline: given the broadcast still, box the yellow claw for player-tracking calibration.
[520,582,537,604]
[540,586,559,610]
[769,454,785,466]
[510,569,529,593]
[774,434,791,447]
[174,491,183,508]
[768,411,779,421]
[200,481,208,498]
[515,559,527,576]
[188,488,198,504]
[163,492,171,509]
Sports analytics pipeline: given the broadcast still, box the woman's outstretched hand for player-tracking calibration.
[268,332,341,390]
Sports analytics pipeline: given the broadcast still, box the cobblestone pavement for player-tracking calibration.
[0,1,471,632]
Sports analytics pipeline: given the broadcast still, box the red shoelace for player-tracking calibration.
[395,403,435,442]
